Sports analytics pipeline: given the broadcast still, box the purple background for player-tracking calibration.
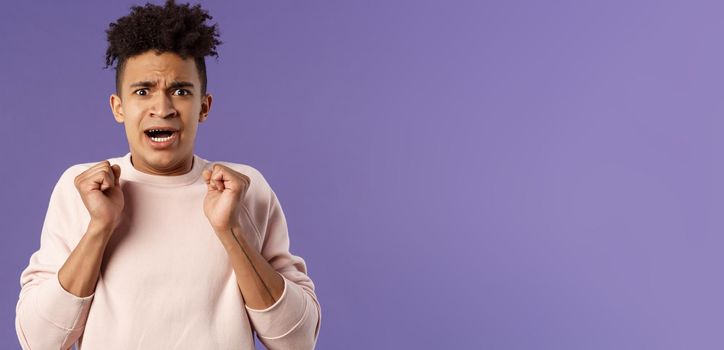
[2,0,724,349]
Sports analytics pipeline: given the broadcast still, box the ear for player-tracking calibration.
[110,94,125,123]
[199,93,213,123]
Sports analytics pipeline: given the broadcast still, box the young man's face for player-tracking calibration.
[110,50,212,175]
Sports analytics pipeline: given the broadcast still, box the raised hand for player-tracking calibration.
[202,164,250,233]
[73,160,125,234]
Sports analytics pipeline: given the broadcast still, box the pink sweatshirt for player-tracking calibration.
[15,153,321,349]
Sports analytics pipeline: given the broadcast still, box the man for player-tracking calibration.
[14,1,321,349]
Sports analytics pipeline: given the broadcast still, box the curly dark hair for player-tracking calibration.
[104,0,222,96]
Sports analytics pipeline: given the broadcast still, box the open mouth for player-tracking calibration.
[144,128,178,148]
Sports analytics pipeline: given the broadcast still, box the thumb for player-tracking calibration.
[111,164,121,186]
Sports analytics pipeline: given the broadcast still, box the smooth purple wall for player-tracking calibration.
[2,1,724,349]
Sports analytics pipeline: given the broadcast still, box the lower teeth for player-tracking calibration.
[150,135,173,142]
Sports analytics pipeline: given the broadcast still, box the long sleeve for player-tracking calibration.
[15,166,94,350]
[242,182,322,350]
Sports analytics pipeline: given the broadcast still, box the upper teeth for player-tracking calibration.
[147,129,172,133]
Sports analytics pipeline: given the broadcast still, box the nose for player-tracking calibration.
[149,92,177,118]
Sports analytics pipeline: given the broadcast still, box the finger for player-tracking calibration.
[94,169,115,192]
[78,161,111,181]
[211,167,226,191]
[207,182,217,191]
[86,160,111,174]
[75,161,109,186]
[91,160,111,169]
[212,164,249,192]
[202,169,217,191]
[211,165,225,183]
[204,170,217,190]
[111,164,121,186]
[87,164,114,188]
[208,181,218,191]
[107,165,116,186]
[80,167,107,188]
[214,176,225,191]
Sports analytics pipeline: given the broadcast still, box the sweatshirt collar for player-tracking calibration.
[119,152,206,187]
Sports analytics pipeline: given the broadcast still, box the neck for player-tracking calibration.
[130,154,194,176]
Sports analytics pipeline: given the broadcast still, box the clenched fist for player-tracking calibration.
[202,164,250,233]
[74,160,125,234]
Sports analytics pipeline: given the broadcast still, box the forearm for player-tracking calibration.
[57,221,112,298]
[216,224,285,310]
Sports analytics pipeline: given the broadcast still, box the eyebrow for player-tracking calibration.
[129,80,195,90]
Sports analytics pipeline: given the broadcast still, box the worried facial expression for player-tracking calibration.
[110,50,212,175]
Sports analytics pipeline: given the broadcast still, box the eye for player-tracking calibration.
[173,89,191,96]
[134,88,149,96]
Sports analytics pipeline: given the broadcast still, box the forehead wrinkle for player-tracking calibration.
[129,69,193,86]
[129,77,195,89]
